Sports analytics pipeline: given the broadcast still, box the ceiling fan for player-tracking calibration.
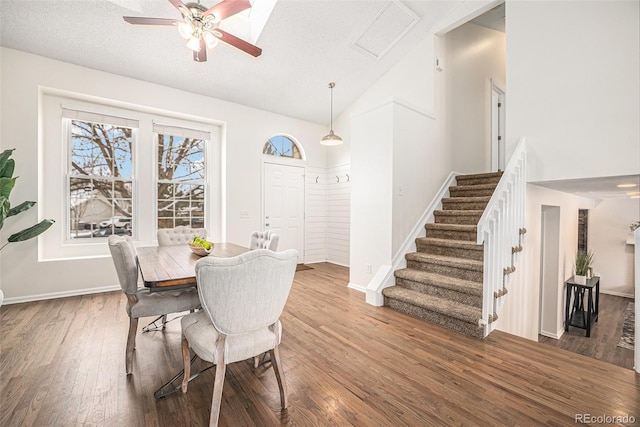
[123,0,262,62]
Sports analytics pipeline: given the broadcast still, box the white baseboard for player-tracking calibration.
[600,290,634,299]
[347,282,366,293]
[3,285,120,305]
[539,329,564,340]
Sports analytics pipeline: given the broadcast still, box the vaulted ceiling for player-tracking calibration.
[0,0,466,125]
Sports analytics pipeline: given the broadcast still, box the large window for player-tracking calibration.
[65,110,137,239]
[47,98,220,261]
[156,125,207,230]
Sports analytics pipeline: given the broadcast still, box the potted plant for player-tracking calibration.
[0,149,55,305]
[574,249,594,285]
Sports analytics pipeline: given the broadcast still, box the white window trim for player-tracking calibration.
[38,88,223,261]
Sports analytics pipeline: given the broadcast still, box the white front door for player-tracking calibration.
[263,163,305,261]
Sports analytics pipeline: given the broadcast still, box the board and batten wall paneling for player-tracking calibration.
[305,167,328,263]
[304,164,351,266]
[327,164,351,266]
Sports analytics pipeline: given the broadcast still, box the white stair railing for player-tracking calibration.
[477,138,527,337]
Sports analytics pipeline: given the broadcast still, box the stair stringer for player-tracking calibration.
[365,172,460,306]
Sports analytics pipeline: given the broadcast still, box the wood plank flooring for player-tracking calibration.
[2,263,639,426]
[539,293,635,370]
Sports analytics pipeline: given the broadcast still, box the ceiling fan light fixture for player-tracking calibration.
[320,82,343,146]
[178,21,194,39]
[203,31,219,48]
[186,36,201,51]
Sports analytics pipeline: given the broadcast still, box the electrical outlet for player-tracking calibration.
[366,264,372,274]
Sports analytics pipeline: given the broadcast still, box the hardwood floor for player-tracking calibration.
[2,263,639,426]
[539,293,635,370]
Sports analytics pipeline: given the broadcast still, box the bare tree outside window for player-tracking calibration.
[157,134,206,230]
[263,135,301,159]
[68,120,133,239]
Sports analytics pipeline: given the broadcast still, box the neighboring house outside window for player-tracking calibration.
[66,112,135,239]
[263,135,302,159]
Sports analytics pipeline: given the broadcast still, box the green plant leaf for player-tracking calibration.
[0,196,9,230]
[0,159,15,179]
[7,201,36,217]
[0,177,16,199]
[0,149,15,176]
[7,219,55,243]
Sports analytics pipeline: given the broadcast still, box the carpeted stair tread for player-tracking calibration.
[433,210,483,225]
[394,268,483,296]
[383,287,482,324]
[417,237,482,251]
[425,223,477,232]
[449,184,499,197]
[405,252,483,271]
[416,237,483,261]
[455,172,503,183]
[442,196,491,204]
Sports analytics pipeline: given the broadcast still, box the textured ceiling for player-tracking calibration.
[0,0,464,125]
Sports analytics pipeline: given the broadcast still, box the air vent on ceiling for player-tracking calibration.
[350,0,419,61]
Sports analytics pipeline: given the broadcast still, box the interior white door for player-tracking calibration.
[491,80,506,171]
[263,163,305,261]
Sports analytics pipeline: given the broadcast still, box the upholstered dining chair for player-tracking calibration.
[158,225,207,246]
[108,235,201,375]
[180,249,298,426]
[249,230,279,251]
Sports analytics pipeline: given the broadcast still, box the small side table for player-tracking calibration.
[564,276,600,337]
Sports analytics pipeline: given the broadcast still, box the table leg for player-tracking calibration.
[565,283,571,332]
[595,278,600,322]
[586,288,593,337]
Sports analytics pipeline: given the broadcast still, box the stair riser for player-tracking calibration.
[416,241,483,261]
[449,187,495,198]
[384,297,484,339]
[395,277,483,308]
[442,199,489,211]
[456,176,501,186]
[425,227,477,242]
[406,259,483,282]
[434,213,482,225]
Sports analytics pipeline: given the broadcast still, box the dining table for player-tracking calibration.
[136,242,249,292]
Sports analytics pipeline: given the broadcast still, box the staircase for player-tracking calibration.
[382,172,503,339]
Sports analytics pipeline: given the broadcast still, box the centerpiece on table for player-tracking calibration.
[188,236,214,256]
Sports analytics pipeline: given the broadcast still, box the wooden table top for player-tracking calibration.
[136,243,248,290]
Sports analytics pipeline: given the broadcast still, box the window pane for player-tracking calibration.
[262,135,301,159]
[68,119,134,240]
[156,132,206,230]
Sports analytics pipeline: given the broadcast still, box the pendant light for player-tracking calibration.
[321,82,343,146]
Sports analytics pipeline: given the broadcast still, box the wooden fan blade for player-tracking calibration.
[205,0,251,20]
[215,29,262,57]
[123,16,179,26]
[193,38,207,62]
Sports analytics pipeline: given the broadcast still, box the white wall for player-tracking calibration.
[445,22,506,174]
[350,103,394,289]
[497,0,639,340]
[506,0,640,182]
[0,47,327,302]
[497,184,596,340]
[589,197,639,297]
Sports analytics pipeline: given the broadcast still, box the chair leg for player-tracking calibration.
[162,314,168,329]
[253,355,260,368]
[209,336,226,427]
[126,317,138,375]
[269,345,288,409]
[181,336,191,393]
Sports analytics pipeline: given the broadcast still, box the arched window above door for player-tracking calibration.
[263,135,304,160]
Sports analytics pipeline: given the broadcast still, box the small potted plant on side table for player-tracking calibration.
[574,249,594,285]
